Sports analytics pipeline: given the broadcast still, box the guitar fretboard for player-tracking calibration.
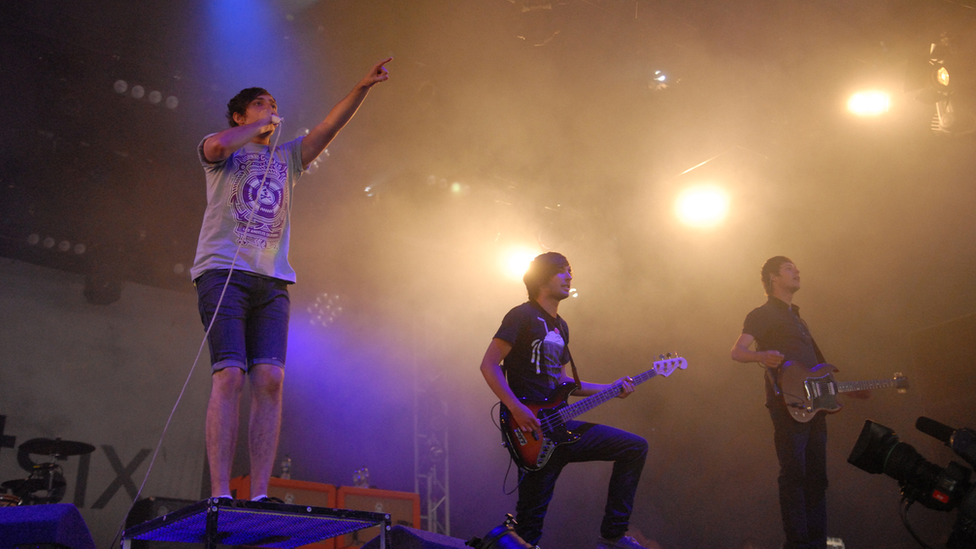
[557,368,660,422]
[837,378,902,393]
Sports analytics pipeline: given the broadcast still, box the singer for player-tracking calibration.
[190,58,392,501]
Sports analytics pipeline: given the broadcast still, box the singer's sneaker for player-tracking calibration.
[254,496,285,504]
[596,535,648,549]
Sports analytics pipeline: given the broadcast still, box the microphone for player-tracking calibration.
[270,114,283,125]
[916,416,955,443]
[916,416,976,468]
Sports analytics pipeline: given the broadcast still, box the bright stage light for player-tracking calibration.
[674,185,730,228]
[847,91,890,116]
[504,248,540,280]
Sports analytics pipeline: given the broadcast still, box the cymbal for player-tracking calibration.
[19,438,95,457]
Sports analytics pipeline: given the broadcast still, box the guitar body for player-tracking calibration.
[778,361,841,423]
[500,382,580,471]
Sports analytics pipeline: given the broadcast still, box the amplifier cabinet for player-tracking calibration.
[336,486,420,549]
[230,476,337,549]
[126,496,197,549]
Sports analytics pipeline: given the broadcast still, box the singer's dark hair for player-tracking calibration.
[226,87,272,127]
[523,252,570,300]
[761,255,793,294]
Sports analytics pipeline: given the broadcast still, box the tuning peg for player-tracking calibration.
[659,354,665,360]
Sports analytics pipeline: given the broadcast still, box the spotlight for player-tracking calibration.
[674,184,730,228]
[649,70,669,91]
[847,91,890,117]
[57,240,70,252]
[466,515,538,549]
[906,40,952,104]
[148,90,162,105]
[114,80,128,94]
[42,237,55,249]
[504,248,540,281]
[165,96,179,109]
[27,233,40,246]
[131,85,145,99]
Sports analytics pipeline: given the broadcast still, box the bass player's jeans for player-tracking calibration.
[514,421,648,545]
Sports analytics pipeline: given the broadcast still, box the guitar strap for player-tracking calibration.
[811,338,827,364]
[768,309,828,398]
[564,344,583,393]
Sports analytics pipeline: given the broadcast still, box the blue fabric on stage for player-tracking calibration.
[0,503,96,549]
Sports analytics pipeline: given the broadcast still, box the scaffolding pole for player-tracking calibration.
[414,371,450,535]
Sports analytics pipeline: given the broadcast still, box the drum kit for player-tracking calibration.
[0,438,95,507]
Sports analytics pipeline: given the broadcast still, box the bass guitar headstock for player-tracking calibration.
[653,353,688,377]
[893,372,909,394]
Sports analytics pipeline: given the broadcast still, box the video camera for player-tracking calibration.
[848,416,976,548]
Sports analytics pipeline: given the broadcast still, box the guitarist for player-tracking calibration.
[730,256,829,549]
[479,252,650,549]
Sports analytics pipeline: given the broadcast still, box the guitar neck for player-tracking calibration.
[559,369,658,422]
[836,378,899,393]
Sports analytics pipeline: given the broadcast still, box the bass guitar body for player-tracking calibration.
[500,382,580,471]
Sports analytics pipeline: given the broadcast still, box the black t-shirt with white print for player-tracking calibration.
[493,300,571,401]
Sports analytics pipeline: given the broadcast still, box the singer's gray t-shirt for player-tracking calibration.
[190,134,306,282]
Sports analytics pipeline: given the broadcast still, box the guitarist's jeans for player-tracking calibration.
[514,421,648,545]
[769,405,828,549]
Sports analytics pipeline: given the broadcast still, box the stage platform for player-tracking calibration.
[122,498,390,549]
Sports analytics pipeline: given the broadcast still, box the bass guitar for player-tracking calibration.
[500,355,688,471]
[775,361,908,423]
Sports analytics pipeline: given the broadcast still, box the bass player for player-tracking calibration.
[479,252,649,549]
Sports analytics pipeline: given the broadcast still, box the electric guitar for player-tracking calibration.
[775,361,909,423]
[500,355,688,471]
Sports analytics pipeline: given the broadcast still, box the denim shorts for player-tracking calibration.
[195,269,290,372]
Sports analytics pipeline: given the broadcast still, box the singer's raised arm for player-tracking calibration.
[301,57,392,168]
